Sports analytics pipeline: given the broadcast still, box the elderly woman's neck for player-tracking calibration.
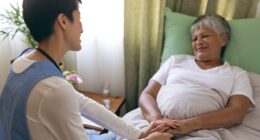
[195,59,223,70]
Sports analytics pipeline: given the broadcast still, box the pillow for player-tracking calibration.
[162,9,195,62]
[242,72,260,131]
[162,8,260,74]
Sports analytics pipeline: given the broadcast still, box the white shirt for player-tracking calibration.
[12,56,141,140]
[151,55,255,106]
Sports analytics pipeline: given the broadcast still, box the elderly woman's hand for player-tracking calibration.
[151,118,178,132]
[140,121,167,138]
[141,119,177,139]
[140,118,178,139]
[169,119,197,135]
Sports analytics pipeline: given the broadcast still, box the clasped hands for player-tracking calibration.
[142,118,195,139]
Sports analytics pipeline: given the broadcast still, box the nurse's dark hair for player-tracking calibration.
[22,0,82,42]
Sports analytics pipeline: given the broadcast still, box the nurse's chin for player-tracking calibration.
[71,46,82,51]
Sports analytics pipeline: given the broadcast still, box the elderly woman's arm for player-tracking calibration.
[139,81,163,122]
[171,95,250,135]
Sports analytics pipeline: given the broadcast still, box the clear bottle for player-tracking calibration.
[102,82,111,109]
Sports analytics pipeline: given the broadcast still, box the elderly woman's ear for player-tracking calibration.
[220,34,229,47]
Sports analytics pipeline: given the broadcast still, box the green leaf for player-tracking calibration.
[0,3,36,48]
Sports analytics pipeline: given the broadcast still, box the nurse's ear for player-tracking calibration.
[56,13,70,31]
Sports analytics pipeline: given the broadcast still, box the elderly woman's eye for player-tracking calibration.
[202,34,209,38]
[192,37,197,41]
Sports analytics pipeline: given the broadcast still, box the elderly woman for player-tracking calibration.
[117,15,255,139]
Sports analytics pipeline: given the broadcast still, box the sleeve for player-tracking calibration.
[150,56,175,85]
[76,91,142,140]
[231,69,255,107]
[38,83,88,140]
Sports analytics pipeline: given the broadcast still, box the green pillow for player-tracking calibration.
[162,8,260,74]
[162,8,195,62]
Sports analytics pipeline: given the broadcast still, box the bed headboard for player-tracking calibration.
[162,8,260,74]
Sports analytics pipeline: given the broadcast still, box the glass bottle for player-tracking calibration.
[102,82,111,109]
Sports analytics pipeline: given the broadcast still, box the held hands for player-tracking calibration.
[139,118,178,139]
[140,118,196,139]
[139,122,160,138]
[153,118,178,132]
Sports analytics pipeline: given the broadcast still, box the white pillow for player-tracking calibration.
[242,72,260,131]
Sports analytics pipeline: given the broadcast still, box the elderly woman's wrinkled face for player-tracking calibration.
[192,27,227,62]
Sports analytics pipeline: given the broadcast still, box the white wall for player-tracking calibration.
[0,34,28,93]
[63,51,77,71]
[77,0,125,97]
[0,38,11,92]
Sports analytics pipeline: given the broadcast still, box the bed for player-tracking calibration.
[118,8,260,140]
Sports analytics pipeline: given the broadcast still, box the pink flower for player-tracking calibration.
[63,70,83,85]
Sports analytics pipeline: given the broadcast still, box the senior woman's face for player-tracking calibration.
[192,27,227,62]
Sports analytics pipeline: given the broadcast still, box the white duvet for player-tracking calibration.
[156,84,232,139]
[157,84,228,119]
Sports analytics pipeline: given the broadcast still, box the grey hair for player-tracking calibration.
[191,15,231,39]
[191,15,231,58]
